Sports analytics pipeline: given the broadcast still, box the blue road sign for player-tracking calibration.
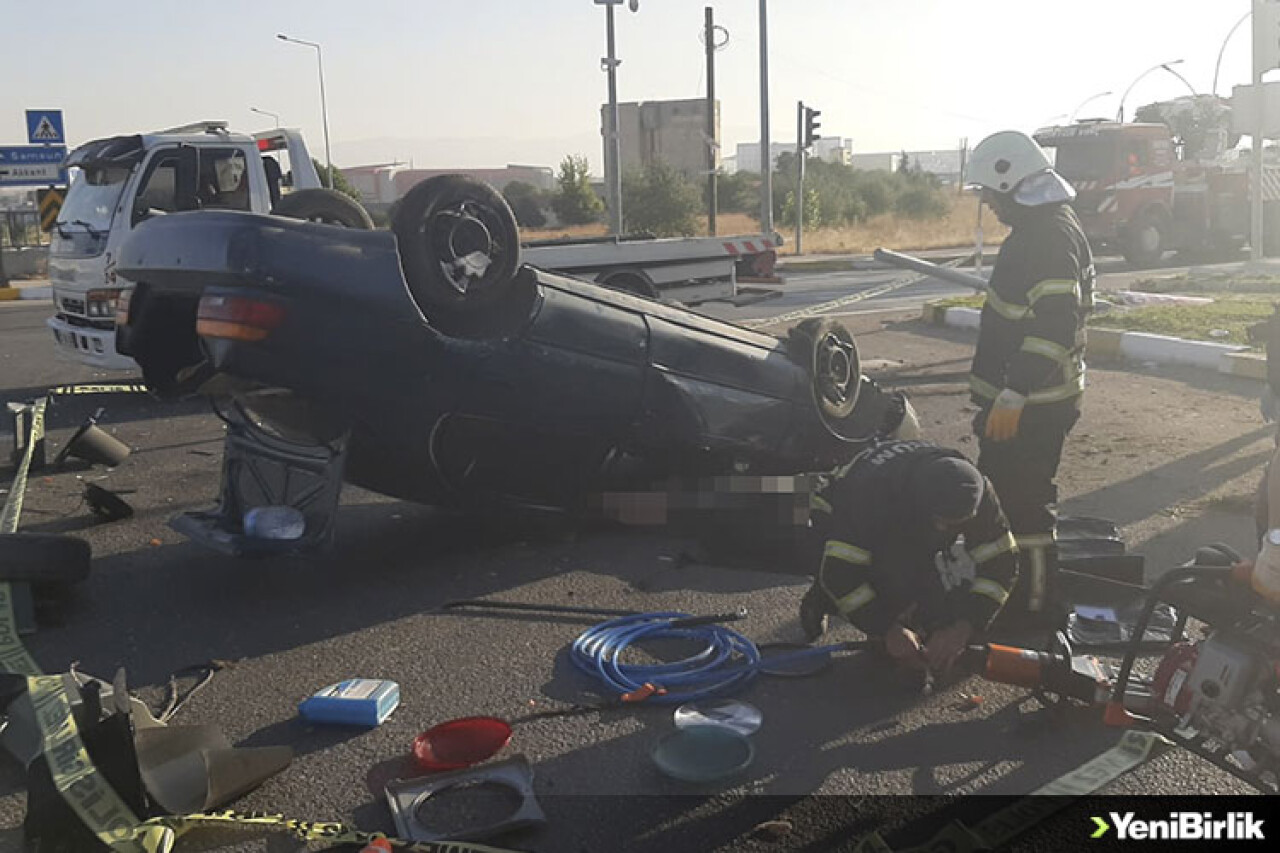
[26,110,65,144]
[0,145,68,186]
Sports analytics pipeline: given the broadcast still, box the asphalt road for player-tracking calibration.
[0,281,1266,853]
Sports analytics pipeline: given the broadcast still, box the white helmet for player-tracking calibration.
[967,131,1053,194]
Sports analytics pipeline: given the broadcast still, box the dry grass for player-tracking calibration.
[522,200,1006,255]
[785,194,1008,256]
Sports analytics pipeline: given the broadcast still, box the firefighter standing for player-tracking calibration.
[800,440,1019,671]
[965,131,1094,621]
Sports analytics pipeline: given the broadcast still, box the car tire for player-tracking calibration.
[392,175,522,321]
[272,189,374,229]
[0,533,91,584]
[787,318,861,422]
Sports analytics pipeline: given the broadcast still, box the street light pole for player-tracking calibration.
[758,0,773,233]
[249,107,280,128]
[596,1,637,236]
[1214,9,1253,96]
[278,33,333,189]
[1117,59,1185,123]
[1069,91,1113,123]
[603,3,624,235]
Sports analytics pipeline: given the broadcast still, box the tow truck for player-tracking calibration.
[45,121,370,369]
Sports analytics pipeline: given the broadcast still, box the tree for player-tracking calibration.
[622,161,700,237]
[551,155,604,226]
[502,181,547,228]
[779,187,821,229]
[893,184,949,220]
[714,169,759,215]
[1134,95,1237,160]
[897,151,912,174]
[312,159,361,202]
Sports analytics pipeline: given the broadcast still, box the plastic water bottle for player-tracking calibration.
[243,505,306,540]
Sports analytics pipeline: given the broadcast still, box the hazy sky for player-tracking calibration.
[0,1,1261,175]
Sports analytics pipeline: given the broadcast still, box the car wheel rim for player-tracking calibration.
[1139,225,1160,254]
[815,333,854,408]
[429,201,503,296]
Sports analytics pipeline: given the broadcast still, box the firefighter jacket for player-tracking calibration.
[810,440,1019,636]
[969,203,1094,407]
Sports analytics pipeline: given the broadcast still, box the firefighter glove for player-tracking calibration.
[984,389,1026,442]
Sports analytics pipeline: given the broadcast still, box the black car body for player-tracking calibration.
[115,180,909,537]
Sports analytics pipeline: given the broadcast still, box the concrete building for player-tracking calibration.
[849,152,900,173]
[849,149,964,184]
[606,98,719,180]
[342,163,556,210]
[731,138,852,173]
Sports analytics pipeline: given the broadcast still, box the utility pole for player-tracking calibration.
[795,101,805,254]
[1253,0,1269,261]
[758,0,773,233]
[603,2,625,236]
[705,6,718,235]
[958,137,968,195]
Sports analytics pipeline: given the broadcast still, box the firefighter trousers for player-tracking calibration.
[974,400,1080,614]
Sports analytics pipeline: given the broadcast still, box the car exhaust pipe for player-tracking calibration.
[873,248,988,292]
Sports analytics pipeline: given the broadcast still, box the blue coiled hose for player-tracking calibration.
[570,612,763,704]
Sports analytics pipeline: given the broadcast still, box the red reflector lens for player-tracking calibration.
[256,137,271,151]
[197,295,284,342]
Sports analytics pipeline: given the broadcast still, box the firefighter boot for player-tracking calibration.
[799,581,832,643]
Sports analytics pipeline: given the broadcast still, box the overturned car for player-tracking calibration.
[115,176,915,552]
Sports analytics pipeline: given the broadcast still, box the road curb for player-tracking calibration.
[921,301,1263,382]
[0,280,51,300]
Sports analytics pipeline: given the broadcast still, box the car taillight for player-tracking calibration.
[197,295,285,342]
[115,288,133,325]
[86,288,123,318]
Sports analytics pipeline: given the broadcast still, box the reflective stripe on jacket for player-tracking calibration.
[970,203,1094,406]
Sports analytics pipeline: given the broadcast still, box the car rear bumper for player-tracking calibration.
[47,316,136,371]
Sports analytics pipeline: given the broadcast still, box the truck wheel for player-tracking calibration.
[787,319,861,422]
[1121,213,1165,268]
[272,189,374,229]
[392,175,522,319]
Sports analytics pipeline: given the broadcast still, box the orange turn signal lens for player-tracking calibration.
[114,287,133,326]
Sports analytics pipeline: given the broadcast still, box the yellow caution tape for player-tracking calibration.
[851,730,1172,852]
[0,396,47,538]
[137,811,527,852]
[0,384,525,853]
[48,383,150,397]
[25,675,152,852]
[1,393,47,676]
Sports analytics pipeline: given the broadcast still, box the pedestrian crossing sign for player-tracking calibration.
[25,110,65,145]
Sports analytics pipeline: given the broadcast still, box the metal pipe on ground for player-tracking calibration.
[873,248,988,291]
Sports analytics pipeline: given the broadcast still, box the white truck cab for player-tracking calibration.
[48,121,320,369]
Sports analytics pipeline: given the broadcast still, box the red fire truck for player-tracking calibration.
[1035,116,1253,267]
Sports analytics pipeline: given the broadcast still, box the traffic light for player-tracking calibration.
[804,106,821,149]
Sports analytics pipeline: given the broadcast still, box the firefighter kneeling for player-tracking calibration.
[800,440,1019,673]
